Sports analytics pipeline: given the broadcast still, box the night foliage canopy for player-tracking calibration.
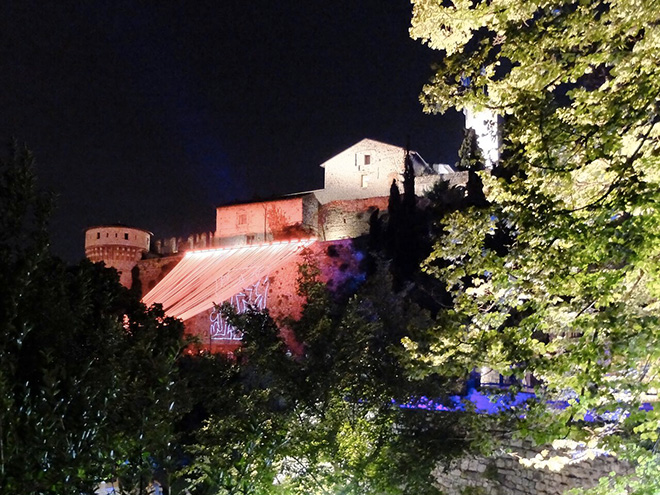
[182,258,481,495]
[410,0,660,488]
[0,144,187,494]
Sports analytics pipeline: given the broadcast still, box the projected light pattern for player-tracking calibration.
[398,390,654,421]
[142,239,314,321]
[209,276,270,341]
[398,390,536,414]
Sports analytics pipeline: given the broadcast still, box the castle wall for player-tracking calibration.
[318,197,389,241]
[301,193,319,235]
[153,232,215,256]
[134,254,185,296]
[181,239,366,353]
[215,196,313,246]
[416,171,469,195]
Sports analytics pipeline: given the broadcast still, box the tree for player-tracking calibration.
[456,128,488,208]
[179,308,296,495]
[182,257,481,495]
[0,143,187,494]
[455,128,483,173]
[409,0,660,488]
[385,145,432,289]
[277,259,480,495]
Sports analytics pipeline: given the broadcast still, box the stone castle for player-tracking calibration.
[86,108,502,347]
[86,136,468,352]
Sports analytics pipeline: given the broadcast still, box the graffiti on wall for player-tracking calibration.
[209,276,270,341]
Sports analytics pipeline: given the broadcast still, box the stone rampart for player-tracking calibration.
[318,197,389,241]
[180,238,366,353]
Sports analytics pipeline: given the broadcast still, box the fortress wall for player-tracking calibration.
[215,196,309,243]
[153,232,215,256]
[319,197,389,241]
[135,254,184,296]
[181,239,366,353]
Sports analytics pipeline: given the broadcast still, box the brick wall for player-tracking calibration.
[215,196,313,246]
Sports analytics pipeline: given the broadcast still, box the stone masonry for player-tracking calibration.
[433,440,631,495]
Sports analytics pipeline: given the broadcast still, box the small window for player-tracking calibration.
[237,213,247,226]
[115,233,118,238]
[361,175,369,188]
[106,233,109,238]
[364,154,371,165]
[124,233,129,240]
[96,232,100,239]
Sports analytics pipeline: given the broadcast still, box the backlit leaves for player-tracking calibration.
[411,0,660,478]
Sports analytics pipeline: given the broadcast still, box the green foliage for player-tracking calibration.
[455,128,484,173]
[180,310,296,495]
[183,258,477,495]
[0,143,187,494]
[410,0,660,481]
[386,155,433,288]
[278,260,477,495]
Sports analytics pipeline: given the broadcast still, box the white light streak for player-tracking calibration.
[142,238,314,321]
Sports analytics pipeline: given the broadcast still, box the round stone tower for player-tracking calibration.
[84,225,152,288]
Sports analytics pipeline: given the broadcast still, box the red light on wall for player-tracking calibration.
[142,238,315,321]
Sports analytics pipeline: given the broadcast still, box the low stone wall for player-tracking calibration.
[415,171,468,195]
[433,441,630,495]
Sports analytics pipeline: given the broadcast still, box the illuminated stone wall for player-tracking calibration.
[416,170,469,195]
[318,197,389,241]
[153,231,215,256]
[134,254,184,295]
[215,195,315,246]
[213,194,389,245]
[180,239,367,353]
[434,440,631,495]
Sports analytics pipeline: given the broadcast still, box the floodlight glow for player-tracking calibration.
[142,238,315,321]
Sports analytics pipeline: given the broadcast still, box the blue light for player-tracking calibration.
[396,391,654,420]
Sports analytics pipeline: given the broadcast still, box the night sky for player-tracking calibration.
[0,1,463,262]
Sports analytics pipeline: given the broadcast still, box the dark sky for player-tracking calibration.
[0,1,463,262]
